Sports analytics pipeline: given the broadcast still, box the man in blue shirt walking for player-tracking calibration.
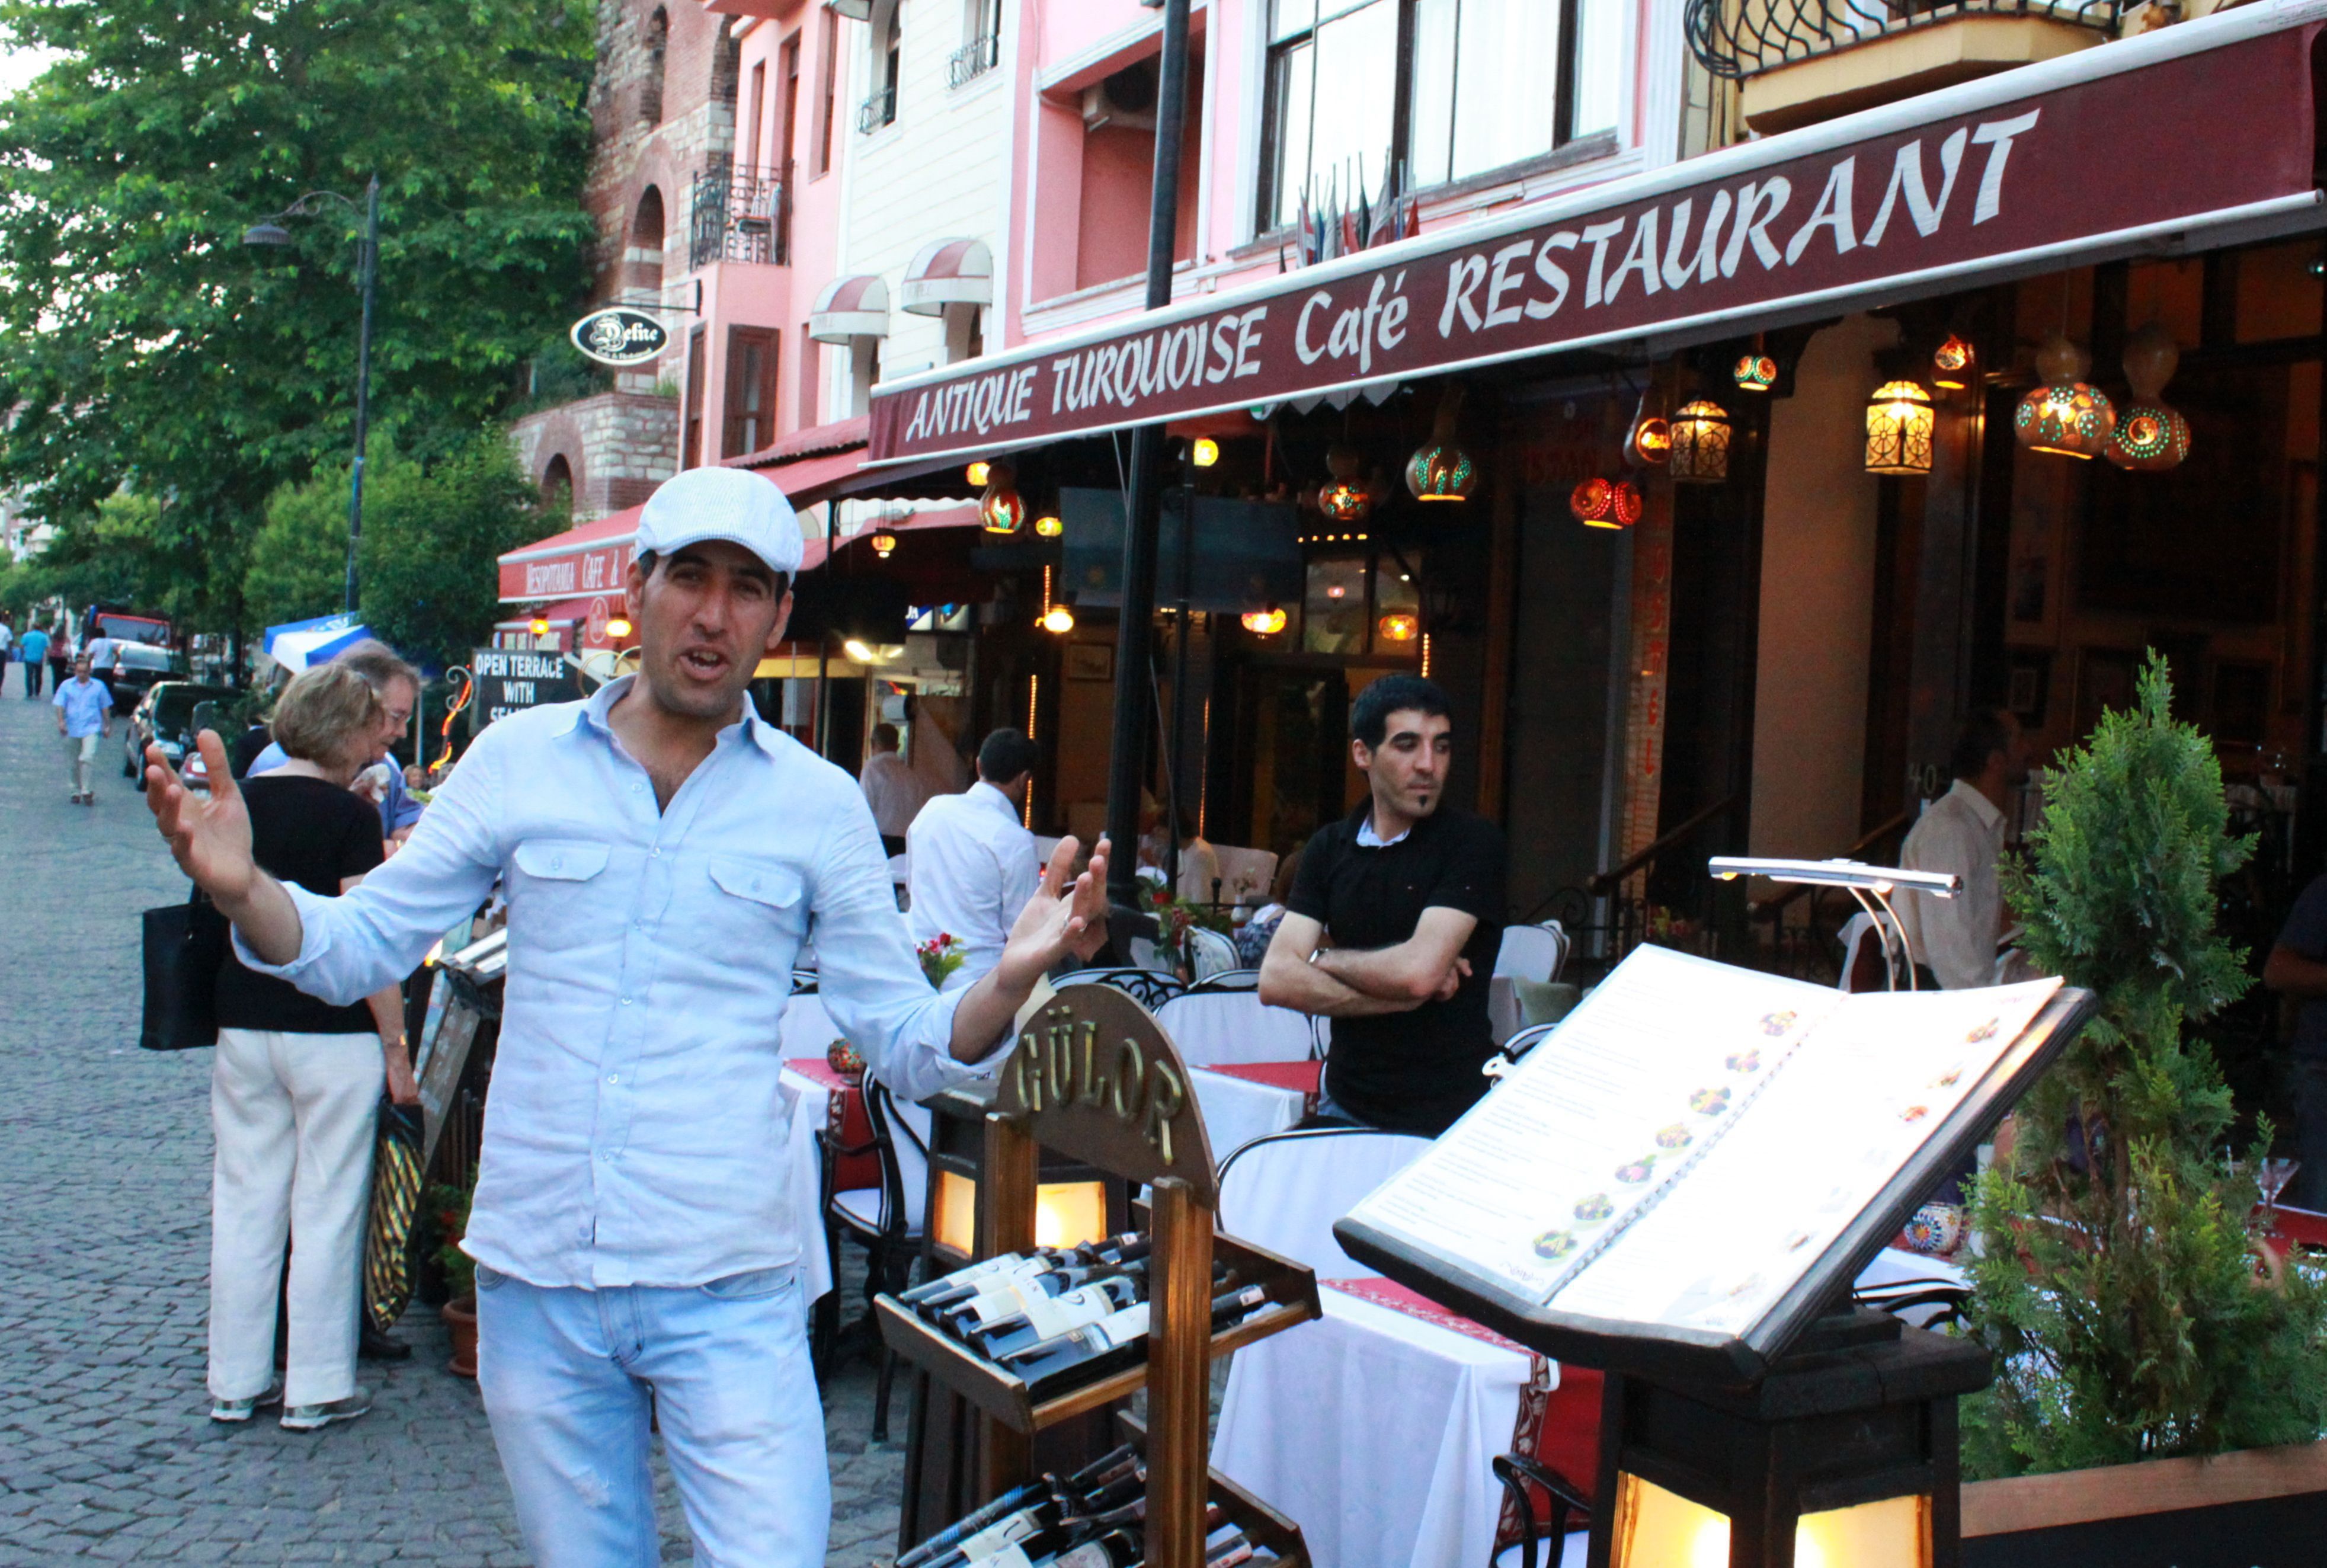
[18,623,47,697]
[145,466,1112,1568]
[54,652,112,804]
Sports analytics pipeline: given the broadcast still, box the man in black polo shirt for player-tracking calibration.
[1258,675,1505,1135]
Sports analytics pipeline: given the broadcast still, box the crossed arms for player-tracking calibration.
[1257,907,1477,1017]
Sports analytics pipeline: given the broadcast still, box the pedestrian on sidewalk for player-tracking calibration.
[145,466,1112,1568]
[53,653,111,804]
[202,662,418,1432]
[17,623,46,697]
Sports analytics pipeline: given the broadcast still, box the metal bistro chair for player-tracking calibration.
[817,1079,928,1442]
[1052,965,1186,1012]
[1186,925,1240,982]
[1187,967,1262,994]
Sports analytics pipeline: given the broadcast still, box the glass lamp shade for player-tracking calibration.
[932,1172,1110,1257]
[980,461,1028,533]
[2014,380,2117,459]
[1733,354,1777,392]
[1377,612,1419,643]
[870,531,899,558]
[1864,381,1935,476]
[1931,334,1976,390]
[1668,400,1731,483]
[1241,606,1288,635]
[2105,402,2191,471]
[1318,479,1373,523]
[1571,476,1644,530]
[1034,514,1063,537]
[1628,417,1672,466]
[1405,440,1477,502]
[1609,1474,1928,1568]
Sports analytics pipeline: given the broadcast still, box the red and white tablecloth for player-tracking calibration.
[779,1058,850,1304]
[1191,1061,1320,1162]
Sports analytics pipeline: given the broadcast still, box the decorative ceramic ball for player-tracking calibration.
[2015,380,2117,459]
[825,1039,865,1079]
[1317,479,1372,522]
[1570,476,1643,530]
[2105,401,2191,471]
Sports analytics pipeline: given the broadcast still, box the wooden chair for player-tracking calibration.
[817,1079,929,1442]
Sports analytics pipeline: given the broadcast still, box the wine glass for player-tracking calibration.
[2258,1156,2300,1211]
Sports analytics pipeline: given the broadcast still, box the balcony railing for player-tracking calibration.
[1686,0,2119,80]
[857,84,897,134]
[947,33,1000,89]
[688,158,792,270]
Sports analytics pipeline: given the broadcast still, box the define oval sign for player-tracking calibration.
[569,307,668,367]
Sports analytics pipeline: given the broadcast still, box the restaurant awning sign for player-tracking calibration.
[868,10,2323,464]
[570,307,670,368]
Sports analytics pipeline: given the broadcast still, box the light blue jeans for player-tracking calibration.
[473,1263,829,1568]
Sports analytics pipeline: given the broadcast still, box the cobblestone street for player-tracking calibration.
[0,673,905,1565]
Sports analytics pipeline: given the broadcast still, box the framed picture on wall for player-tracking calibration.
[1064,642,1114,682]
[2006,651,2051,727]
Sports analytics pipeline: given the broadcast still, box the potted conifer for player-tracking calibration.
[1958,655,2327,1554]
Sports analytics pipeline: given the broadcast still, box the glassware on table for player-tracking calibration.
[2258,1156,2300,1209]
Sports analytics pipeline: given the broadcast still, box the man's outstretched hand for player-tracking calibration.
[146,729,258,905]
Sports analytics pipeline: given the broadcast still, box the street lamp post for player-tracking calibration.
[245,175,381,615]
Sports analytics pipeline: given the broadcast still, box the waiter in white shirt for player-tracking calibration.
[906,728,1043,989]
[1898,707,2031,990]
[143,466,1110,1568]
[857,721,922,853]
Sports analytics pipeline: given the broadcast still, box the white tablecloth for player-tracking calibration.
[1190,1066,1310,1164]
[779,1064,837,1304]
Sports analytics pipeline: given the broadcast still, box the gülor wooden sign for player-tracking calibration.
[997,983,1217,1204]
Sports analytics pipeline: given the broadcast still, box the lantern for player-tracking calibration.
[870,530,899,559]
[1377,612,1419,644]
[1626,386,1671,467]
[1733,354,1777,392]
[2105,320,2190,472]
[965,460,991,486]
[2015,333,2115,459]
[1317,443,1373,523]
[1189,437,1220,468]
[604,616,632,639]
[980,460,1028,533]
[1241,606,1288,635]
[1034,514,1063,537]
[1039,603,1075,634]
[1864,380,1935,476]
[1571,476,1644,531]
[528,616,550,636]
[1406,384,1478,502]
[1932,334,1976,390]
[1668,399,1731,483]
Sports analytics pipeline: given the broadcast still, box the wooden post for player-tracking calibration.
[977,1113,1039,1499]
[1145,1176,1214,1568]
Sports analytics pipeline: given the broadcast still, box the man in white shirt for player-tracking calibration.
[143,467,1110,1568]
[857,721,921,853]
[1897,708,2030,990]
[907,728,1042,989]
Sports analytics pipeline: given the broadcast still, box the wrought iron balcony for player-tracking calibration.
[947,33,1000,89]
[688,158,791,270]
[857,84,897,134]
[1686,0,2120,81]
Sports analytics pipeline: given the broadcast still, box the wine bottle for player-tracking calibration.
[943,1263,1141,1336]
[1000,1285,1269,1394]
[904,1233,1148,1311]
[916,1503,1078,1568]
[1038,1528,1144,1568]
[1061,1443,1141,1496]
[895,1484,1060,1568]
[971,1276,1145,1360]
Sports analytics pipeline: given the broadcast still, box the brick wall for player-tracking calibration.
[511,391,681,524]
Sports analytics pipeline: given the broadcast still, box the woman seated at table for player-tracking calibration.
[1234,844,1303,968]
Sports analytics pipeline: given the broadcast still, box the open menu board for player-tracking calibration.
[1335,945,2095,1387]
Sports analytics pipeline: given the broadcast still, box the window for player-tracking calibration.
[745,62,767,168]
[860,3,901,132]
[1257,0,1621,234]
[799,322,820,427]
[723,328,781,457]
[684,325,706,469]
[1300,551,1426,655]
[814,9,839,176]
[640,7,668,125]
[779,33,801,177]
[950,0,1001,88]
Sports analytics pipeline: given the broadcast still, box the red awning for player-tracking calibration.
[902,238,994,316]
[495,593,630,651]
[868,9,2325,463]
[800,503,981,572]
[498,507,640,604]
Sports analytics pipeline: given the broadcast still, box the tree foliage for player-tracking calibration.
[247,433,549,669]
[1964,654,2327,1476]
[0,0,596,638]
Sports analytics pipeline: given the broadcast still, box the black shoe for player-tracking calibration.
[358,1323,412,1362]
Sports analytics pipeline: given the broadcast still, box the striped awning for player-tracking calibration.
[900,238,994,316]
[809,274,890,344]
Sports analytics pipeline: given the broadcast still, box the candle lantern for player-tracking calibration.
[1406,384,1478,503]
[2105,320,2191,472]
[979,460,1028,533]
[1571,476,1644,531]
[870,530,899,559]
[2015,334,2116,459]
[1667,399,1731,483]
[1864,381,1936,476]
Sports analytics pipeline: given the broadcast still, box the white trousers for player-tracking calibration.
[62,732,97,795]
[209,1026,379,1407]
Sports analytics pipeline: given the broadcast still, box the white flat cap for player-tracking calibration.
[636,467,804,577]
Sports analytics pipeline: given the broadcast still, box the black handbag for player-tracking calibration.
[139,887,226,1051]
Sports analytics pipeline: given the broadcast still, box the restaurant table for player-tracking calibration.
[1190,1060,1320,1163]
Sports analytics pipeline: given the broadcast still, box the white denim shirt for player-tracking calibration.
[239,677,971,1289]
[905,781,1041,990]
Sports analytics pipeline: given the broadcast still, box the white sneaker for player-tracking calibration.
[280,1387,372,1432]
[209,1383,283,1423]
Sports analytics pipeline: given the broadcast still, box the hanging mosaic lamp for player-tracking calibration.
[1570,476,1644,530]
[1377,612,1420,644]
[1864,381,1936,476]
[1241,606,1288,635]
[2014,334,2115,459]
[1668,399,1732,483]
[2105,319,2191,472]
[1406,384,1478,502]
[1625,385,1671,467]
[1733,353,1777,393]
[979,460,1028,533]
[1317,442,1372,523]
[1932,334,1976,391]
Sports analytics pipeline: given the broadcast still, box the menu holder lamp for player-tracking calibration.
[1708,858,1960,992]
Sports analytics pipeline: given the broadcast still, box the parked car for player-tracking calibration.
[103,641,185,700]
[124,680,236,788]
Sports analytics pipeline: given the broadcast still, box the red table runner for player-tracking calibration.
[1324,1276,1529,1355]
[785,1058,879,1192]
[1199,1060,1322,1093]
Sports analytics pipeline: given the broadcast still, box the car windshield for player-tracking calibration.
[153,685,231,733]
[114,642,172,670]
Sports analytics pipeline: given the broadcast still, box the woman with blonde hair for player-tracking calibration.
[203,661,415,1432]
